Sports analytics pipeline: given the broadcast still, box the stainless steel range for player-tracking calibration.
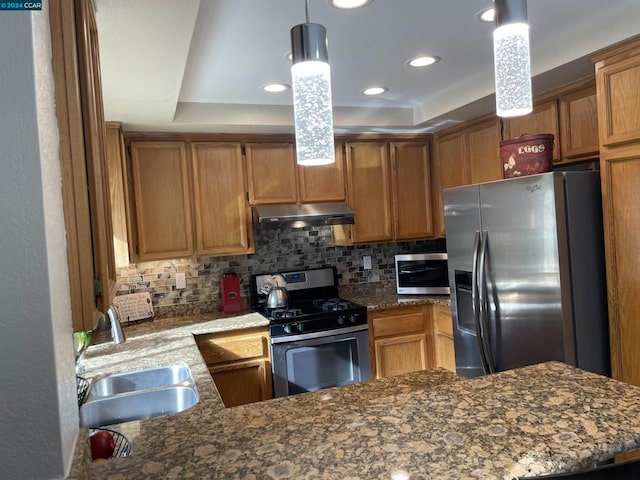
[250,267,371,398]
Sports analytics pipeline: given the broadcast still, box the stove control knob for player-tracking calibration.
[283,324,292,334]
[349,313,359,324]
[296,323,304,332]
[337,315,346,325]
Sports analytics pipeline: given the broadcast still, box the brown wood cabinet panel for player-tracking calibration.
[191,143,253,256]
[593,38,640,387]
[105,123,130,268]
[196,329,269,365]
[374,334,428,379]
[432,132,469,237]
[596,57,640,148]
[503,100,560,162]
[432,305,455,372]
[559,86,599,160]
[246,143,298,204]
[298,144,346,202]
[196,327,273,407]
[600,148,640,385]
[391,142,434,240]
[369,305,434,379]
[467,120,502,184]
[344,142,393,243]
[209,359,272,407]
[130,142,194,259]
[371,309,427,338]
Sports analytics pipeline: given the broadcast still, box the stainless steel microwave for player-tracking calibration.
[395,253,450,295]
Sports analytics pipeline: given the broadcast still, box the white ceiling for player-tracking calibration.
[95,0,640,134]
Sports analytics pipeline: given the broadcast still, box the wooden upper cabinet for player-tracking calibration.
[558,84,599,161]
[391,142,433,240]
[432,131,469,237]
[344,142,393,243]
[297,143,346,203]
[594,45,640,148]
[467,120,502,184]
[502,100,561,162]
[245,143,298,205]
[105,123,130,269]
[130,142,194,260]
[191,142,253,256]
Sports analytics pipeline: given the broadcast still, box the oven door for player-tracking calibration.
[271,325,371,398]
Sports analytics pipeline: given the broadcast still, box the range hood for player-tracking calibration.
[253,202,355,229]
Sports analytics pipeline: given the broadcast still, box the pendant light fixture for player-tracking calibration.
[290,0,335,165]
[493,0,532,117]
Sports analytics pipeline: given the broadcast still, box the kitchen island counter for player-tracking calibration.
[70,314,640,479]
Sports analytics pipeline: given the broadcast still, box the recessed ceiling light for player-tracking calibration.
[330,0,373,9]
[407,56,440,68]
[263,83,290,93]
[362,87,388,96]
[477,6,495,23]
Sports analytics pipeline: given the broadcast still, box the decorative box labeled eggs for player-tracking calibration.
[500,134,555,178]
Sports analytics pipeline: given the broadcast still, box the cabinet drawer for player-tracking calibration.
[433,306,453,336]
[371,308,427,338]
[196,329,269,365]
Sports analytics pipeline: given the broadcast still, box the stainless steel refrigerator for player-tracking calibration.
[443,171,610,378]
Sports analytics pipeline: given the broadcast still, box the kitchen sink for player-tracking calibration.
[79,363,199,428]
[88,364,193,397]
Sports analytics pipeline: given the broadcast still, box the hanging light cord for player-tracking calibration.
[304,0,310,23]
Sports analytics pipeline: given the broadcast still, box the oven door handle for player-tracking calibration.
[270,324,368,344]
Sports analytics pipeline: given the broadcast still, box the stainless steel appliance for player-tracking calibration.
[394,253,450,295]
[443,171,610,378]
[250,267,371,397]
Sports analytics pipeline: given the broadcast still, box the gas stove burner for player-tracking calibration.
[317,299,351,312]
[270,308,303,319]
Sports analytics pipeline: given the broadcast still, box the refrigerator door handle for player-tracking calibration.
[479,230,496,374]
[472,230,490,374]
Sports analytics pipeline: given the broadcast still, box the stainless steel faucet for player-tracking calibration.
[107,306,126,344]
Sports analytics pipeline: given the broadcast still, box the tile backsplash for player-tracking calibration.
[116,227,445,318]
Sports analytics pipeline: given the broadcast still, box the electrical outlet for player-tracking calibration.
[363,255,372,270]
[176,272,187,289]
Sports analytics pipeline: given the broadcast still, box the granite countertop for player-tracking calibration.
[339,283,451,311]
[70,313,640,480]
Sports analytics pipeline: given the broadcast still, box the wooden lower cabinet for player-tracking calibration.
[369,304,455,378]
[369,305,434,379]
[195,327,272,407]
[432,305,455,372]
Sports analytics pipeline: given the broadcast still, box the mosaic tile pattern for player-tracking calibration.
[115,227,446,318]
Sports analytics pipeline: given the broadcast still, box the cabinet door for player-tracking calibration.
[105,123,130,268]
[374,334,428,379]
[191,142,253,256]
[432,305,455,372]
[595,53,640,148]
[246,143,298,204]
[599,146,640,385]
[432,132,468,237]
[559,86,599,161]
[130,142,194,260]
[298,143,346,202]
[467,120,502,184]
[391,142,434,240]
[503,100,561,162]
[210,359,273,407]
[344,142,393,243]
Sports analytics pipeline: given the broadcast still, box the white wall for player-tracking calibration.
[0,6,78,479]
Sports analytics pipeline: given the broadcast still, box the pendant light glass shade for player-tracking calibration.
[493,0,532,117]
[291,22,335,165]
